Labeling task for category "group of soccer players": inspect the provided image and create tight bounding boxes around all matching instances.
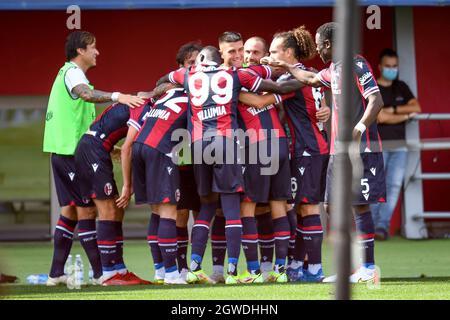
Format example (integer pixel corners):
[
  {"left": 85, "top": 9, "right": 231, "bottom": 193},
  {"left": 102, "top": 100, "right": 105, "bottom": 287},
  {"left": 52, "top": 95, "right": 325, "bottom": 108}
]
[{"left": 43, "top": 21, "right": 386, "bottom": 287}]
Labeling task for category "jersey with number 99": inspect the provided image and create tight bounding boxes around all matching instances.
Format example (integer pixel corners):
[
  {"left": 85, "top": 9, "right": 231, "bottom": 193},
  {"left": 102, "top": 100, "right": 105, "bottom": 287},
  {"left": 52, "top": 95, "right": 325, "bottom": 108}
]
[{"left": 169, "top": 65, "right": 263, "bottom": 142}]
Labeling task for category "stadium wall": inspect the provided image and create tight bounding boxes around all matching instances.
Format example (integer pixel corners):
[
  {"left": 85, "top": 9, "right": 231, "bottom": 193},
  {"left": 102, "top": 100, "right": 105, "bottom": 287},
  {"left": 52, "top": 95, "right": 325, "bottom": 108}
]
[{"left": 0, "top": 7, "right": 393, "bottom": 94}]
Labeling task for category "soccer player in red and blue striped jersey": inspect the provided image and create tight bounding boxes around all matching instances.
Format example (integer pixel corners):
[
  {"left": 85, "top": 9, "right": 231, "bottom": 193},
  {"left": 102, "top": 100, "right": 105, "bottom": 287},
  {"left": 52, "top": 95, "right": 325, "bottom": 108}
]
[
  {"left": 264, "top": 22, "right": 386, "bottom": 283},
  {"left": 74, "top": 100, "right": 151, "bottom": 285},
  {"left": 268, "top": 27, "right": 330, "bottom": 282},
  {"left": 237, "top": 36, "right": 294, "bottom": 284},
  {"left": 129, "top": 87, "right": 190, "bottom": 284},
  {"left": 163, "top": 44, "right": 302, "bottom": 284}
]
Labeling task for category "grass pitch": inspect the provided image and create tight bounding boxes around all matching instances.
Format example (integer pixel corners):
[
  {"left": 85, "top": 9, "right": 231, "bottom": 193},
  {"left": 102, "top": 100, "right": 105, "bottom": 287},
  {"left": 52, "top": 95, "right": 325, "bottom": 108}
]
[{"left": 1, "top": 237, "right": 449, "bottom": 300}]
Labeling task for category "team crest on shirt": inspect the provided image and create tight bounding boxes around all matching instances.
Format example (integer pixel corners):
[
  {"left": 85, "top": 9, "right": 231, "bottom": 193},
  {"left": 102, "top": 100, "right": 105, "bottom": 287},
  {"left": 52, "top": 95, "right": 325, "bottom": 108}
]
[
  {"left": 370, "top": 167, "right": 377, "bottom": 176},
  {"left": 175, "top": 189, "right": 181, "bottom": 202},
  {"left": 104, "top": 183, "right": 113, "bottom": 196},
  {"left": 68, "top": 172, "right": 75, "bottom": 181},
  {"left": 92, "top": 163, "right": 99, "bottom": 172}
]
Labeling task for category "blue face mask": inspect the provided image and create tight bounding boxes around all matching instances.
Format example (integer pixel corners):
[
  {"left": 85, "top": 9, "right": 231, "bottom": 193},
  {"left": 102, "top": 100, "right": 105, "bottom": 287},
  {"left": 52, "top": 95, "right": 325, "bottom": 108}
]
[{"left": 382, "top": 67, "right": 398, "bottom": 81}]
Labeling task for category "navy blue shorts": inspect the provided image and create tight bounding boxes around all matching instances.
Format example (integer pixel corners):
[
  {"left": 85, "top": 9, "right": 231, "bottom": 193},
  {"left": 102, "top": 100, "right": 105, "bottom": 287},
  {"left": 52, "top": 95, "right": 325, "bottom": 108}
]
[
  {"left": 242, "top": 138, "right": 291, "bottom": 203},
  {"left": 177, "top": 165, "right": 201, "bottom": 211},
  {"left": 291, "top": 154, "right": 329, "bottom": 204},
  {"left": 192, "top": 137, "right": 244, "bottom": 197},
  {"left": 74, "top": 135, "right": 119, "bottom": 201},
  {"left": 132, "top": 142, "right": 180, "bottom": 205},
  {"left": 51, "top": 153, "right": 94, "bottom": 207},
  {"left": 325, "top": 152, "right": 386, "bottom": 205}
]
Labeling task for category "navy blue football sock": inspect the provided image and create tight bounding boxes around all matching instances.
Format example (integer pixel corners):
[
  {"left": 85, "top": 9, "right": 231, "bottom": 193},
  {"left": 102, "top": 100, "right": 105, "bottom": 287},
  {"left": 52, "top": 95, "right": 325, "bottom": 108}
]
[
  {"left": 97, "top": 220, "right": 117, "bottom": 277},
  {"left": 158, "top": 218, "right": 178, "bottom": 273},
  {"left": 221, "top": 193, "right": 242, "bottom": 267},
  {"left": 301, "top": 215, "right": 323, "bottom": 265},
  {"left": 211, "top": 215, "right": 226, "bottom": 270},
  {"left": 241, "top": 216, "right": 260, "bottom": 273},
  {"left": 355, "top": 210, "right": 375, "bottom": 266},
  {"left": 147, "top": 213, "right": 163, "bottom": 268},
  {"left": 49, "top": 215, "right": 77, "bottom": 278},
  {"left": 176, "top": 226, "right": 189, "bottom": 271},
  {"left": 190, "top": 201, "right": 218, "bottom": 267},
  {"left": 272, "top": 216, "right": 290, "bottom": 272},
  {"left": 256, "top": 212, "right": 274, "bottom": 268}
]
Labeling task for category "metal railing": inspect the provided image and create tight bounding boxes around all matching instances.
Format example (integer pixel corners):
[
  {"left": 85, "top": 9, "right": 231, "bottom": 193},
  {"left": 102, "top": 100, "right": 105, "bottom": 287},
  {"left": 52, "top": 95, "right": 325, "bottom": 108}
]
[{"left": 403, "top": 113, "right": 450, "bottom": 238}]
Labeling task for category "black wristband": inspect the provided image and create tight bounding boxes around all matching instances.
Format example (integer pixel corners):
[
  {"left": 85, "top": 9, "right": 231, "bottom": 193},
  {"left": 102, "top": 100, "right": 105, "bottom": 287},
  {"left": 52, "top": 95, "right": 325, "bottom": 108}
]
[{"left": 393, "top": 105, "right": 398, "bottom": 114}]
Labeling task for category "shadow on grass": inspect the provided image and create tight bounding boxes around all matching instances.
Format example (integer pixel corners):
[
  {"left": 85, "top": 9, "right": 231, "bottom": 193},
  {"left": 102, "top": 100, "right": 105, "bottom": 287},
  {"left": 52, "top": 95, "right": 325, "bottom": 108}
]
[
  {"left": 3, "top": 276, "right": 450, "bottom": 297},
  {"left": 1, "top": 282, "right": 264, "bottom": 297},
  {"left": 382, "top": 276, "right": 450, "bottom": 283}
]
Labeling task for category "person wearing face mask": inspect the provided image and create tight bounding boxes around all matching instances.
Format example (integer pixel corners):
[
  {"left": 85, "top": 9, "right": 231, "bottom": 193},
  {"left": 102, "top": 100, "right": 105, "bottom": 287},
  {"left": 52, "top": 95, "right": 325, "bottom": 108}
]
[{"left": 371, "top": 48, "right": 421, "bottom": 241}]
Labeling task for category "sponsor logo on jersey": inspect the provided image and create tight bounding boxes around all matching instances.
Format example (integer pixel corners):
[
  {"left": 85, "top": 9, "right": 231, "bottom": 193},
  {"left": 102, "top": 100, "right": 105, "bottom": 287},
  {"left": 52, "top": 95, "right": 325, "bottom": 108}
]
[
  {"left": 356, "top": 61, "right": 364, "bottom": 69},
  {"left": 242, "top": 166, "right": 246, "bottom": 174},
  {"left": 363, "top": 193, "right": 370, "bottom": 201},
  {"left": 370, "top": 167, "right": 377, "bottom": 176},
  {"left": 247, "top": 105, "right": 274, "bottom": 116},
  {"left": 359, "top": 72, "right": 373, "bottom": 86},
  {"left": 175, "top": 189, "right": 180, "bottom": 202},
  {"left": 145, "top": 108, "right": 171, "bottom": 121},
  {"left": 299, "top": 167, "right": 305, "bottom": 176},
  {"left": 104, "top": 182, "right": 113, "bottom": 196},
  {"left": 197, "top": 106, "right": 227, "bottom": 121},
  {"left": 92, "top": 163, "right": 99, "bottom": 172},
  {"left": 167, "top": 166, "right": 173, "bottom": 175},
  {"left": 68, "top": 172, "right": 75, "bottom": 181}
]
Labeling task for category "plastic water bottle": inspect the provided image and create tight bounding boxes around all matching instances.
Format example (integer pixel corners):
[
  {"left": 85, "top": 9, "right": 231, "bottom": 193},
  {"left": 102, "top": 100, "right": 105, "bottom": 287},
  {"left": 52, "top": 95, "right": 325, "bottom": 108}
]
[
  {"left": 66, "top": 261, "right": 76, "bottom": 290},
  {"left": 74, "top": 254, "right": 84, "bottom": 287},
  {"left": 88, "top": 264, "right": 93, "bottom": 284},
  {"left": 64, "top": 254, "right": 73, "bottom": 275},
  {"left": 26, "top": 274, "right": 48, "bottom": 284}
]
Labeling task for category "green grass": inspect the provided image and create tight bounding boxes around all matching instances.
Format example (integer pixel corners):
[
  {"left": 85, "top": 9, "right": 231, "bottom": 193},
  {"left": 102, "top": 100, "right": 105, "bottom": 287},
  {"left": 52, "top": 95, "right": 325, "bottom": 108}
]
[{"left": 1, "top": 237, "right": 450, "bottom": 300}]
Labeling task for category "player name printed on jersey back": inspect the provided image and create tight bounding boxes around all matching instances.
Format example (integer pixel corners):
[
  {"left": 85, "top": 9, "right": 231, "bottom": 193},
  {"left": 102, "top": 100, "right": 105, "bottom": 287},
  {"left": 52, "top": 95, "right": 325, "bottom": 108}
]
[
  {"left": 134, "top": 88, "right": 189, "bottom": 155},
  {"left": 169, "top": 64, "right": 263, "bottom": 142},
  {"left": 317, "top": 55, "right": 383, "bottom": 154}
]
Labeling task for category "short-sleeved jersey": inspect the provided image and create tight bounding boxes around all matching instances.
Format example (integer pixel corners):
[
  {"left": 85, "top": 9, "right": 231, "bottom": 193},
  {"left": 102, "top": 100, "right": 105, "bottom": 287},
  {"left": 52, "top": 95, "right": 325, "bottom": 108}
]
[
  {"left": 277, "top": 63, "right": 329, "bottom": 157},
  {"left": 88, "top": 101, "right": 149, "bottom": 152},
  {"left": 237, "top": 65, "right": 287, "bottom": 144},
  {"left": 169, "top": 64, "right": 263, "bottom": 142},
  {"left": 317, "top": 55, "right": 382, "bottom": 154},
  {"left": 134, "top": 88, "right": 189, "bottom": 155}
]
